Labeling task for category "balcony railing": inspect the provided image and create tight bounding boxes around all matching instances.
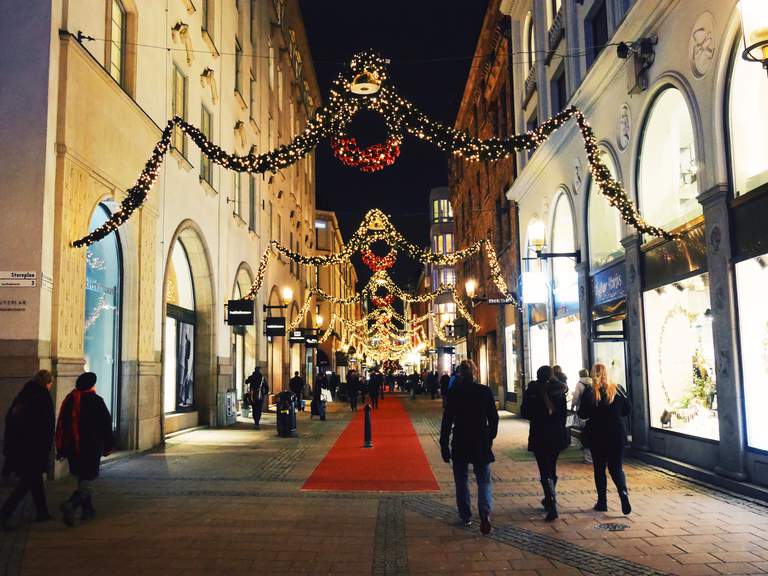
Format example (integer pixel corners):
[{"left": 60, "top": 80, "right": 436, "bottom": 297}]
[{"left": 546, "top": 6, "right": 565, "bottom": 63}]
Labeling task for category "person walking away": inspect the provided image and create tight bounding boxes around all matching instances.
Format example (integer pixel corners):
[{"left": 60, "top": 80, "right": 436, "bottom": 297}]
[
  {"left": 553, "top": 365, "right": 569, "bottom": 393},
  {"left": 571, "top": 369, "right": 593, "bottom": 464},
  {"left": 439, "top": 372, "right": 450, "bottom": 408},
  {"left": 348, "top": 370, "right": 360, "bottom": 411},
  {"left": 578, "top": 363, "right": 632, "bottom": 515},
  {"left": 1, "top": 370, "right": 55, "bottom": 529},
  {"left": 427, "top": 371, "right": 439, "bottom": 400},
  {"left": 329, "top": 371, "right": 340, "bottom": 400},
  {"left": 369, "top": 370, "right": 382, "bottom": 409},
  {"left": 289, "top": 371, "right": 305, "bottom": 412},
  {"left": 246, "top": 367, "right": 269, "bottom": 429},
  {"left": 520, "top": 366, "right": 568, "bottom": 521},
  {"left": 56, "top": 372, "right": 113, "bottom": 527},
  {"left": 311, "top": 373, "right": 327, "bottom": 421},
  {"left": 409, "top": 370, "right": 419, "bottom": 400},
  {"left": 440, "top": 360, "right": 498, "bottom": 535}
]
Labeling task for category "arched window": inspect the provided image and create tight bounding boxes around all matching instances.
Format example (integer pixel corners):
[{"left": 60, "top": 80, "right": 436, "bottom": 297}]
[
  {"left": 108, "top": 0, "right": 126, "bottom": 84},
  {"left": 551, "top": 193, "right": 582, "bottom": 389},
  {"left": 523, "top": 223, "right": 549, "bottom": 375},
  {"left": 638, "top": 88, "right": 700, "bottom": 231},
  {"left": 588, "top": 151, "right": 624, "bottom": 268},
  {"left": 524, "top": 11, "right": 536, "bottom": 75},
  {"left": 84, "top": 204, "right": 122, "bottom": 430},
  {"left": 163, "top": 239, "right": 196, "bottom": 413},
  {"left": 728, "top": 43, "right": 768, "bottom": 197}
]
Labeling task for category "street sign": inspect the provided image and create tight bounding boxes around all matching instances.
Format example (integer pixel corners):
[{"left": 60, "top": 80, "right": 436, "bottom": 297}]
[
  {"left": 288, "top": 329, "right": 306, "bottom": 344},
  {"left": 0, "top": 271, "right": 37, "bottom": 288},
  {"left": 226, "top": 299, "right": 254, "bottom": 325},
  {"left": 265, "top": 316, "right": 286, "bottom": 336},
  {"left": 487, "top": 297, "right": 518, "bottom": 305},
  {"left": 305, "top": 333, "right": 318, "bottom": 348}
]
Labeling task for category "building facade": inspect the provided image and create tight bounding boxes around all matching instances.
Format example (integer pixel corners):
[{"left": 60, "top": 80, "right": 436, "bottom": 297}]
[
  {"left": 314, "top": 210, "right": 361, "bottom": 381},
  {"left": 449, "top": 0, "right": 521, "bottom": 408},
  {"left": 503, "top": 0, "right": 768, "bottom": 487},
  {"left": 0, "top": 0, "right": 320, "bottom": 473}
]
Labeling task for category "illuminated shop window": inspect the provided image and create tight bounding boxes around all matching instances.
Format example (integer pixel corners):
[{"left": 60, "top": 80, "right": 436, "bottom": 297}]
[
  {"left": 644, "top": 274, "right": 718, "bottom": 439},
  {"left": 638, "top": 88, "right": 700, "bottom": 231}
]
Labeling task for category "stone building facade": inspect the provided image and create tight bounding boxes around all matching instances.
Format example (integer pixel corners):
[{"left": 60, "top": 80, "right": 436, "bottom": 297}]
[
  {"left": 0, "top": 0, "right": 320, "bottom": 474},
  {"left": 449, "top": 0, "right": 522, "bottom": 408},
  {"left": 503, "top": 0, "right": 768, "bottom": 489}
]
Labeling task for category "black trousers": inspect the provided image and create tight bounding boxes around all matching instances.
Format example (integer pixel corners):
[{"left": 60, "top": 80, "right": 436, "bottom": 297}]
[
  {"left": 371, "top": 394, "right": 379, "bottom": 409},
  {"left": 1, "top": 471, "right": 48, "bottom": 517},
  {"left": 350, "top": 394, "right": 358, "bottom": 411},
  {"left": 251, "top": 399, "right": 264, "bottom": 426},
  {"left": 534, "top": 448, "right": 560, "bottom": 481},
  {"left": 592, "top": 449, "right": 627, "bottom": 499}
]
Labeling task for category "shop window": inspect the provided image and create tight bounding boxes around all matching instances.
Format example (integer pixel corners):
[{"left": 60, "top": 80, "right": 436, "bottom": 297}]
[
  {"left": 728, "top": 45, "right": 768, "bottom": 197},
  {"left": 551, "top": 193, "right": 582, "bottom": 387},
  {"left": 235, "top": 37, "right": 242, "bottom": 95},
  {"left": 528, "top": 322, "right": 549, "bottom": 374},
  {"left": 588, "top": 151, "right": 624, "bottom": 268},
  {"left": 163, "top": 240, "right": 196, "bottom": 413},
  {"left": 736, "top": 256, "right": 768, "bottom": 450},
  {"left": 172, "top": 65, "right": 188, "bottom": 155},
  {"left": 108, "top": 0, "right": 126, "bottom": 85},
  {"left": 524, "top": 11, "right": 536, "bottom": 76},
  {"left": 638, "top": 88, "right": 700, "bottom": 231},
  {"left": 84, "top": 204, "right": 122, "bottom": 430},
  {"left": 643, "top": 273, "right": 718, "bottom": 439}
]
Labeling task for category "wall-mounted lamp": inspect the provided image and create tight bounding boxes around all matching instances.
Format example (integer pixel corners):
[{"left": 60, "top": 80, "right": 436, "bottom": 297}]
[{"left": 740, "top": 0, "right": 768, "bottom": 75}]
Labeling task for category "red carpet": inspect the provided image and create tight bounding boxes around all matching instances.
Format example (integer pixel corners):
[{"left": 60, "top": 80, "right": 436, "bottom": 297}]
[{"left": 302, "top": 395, "right": 439, "bottom": 492}]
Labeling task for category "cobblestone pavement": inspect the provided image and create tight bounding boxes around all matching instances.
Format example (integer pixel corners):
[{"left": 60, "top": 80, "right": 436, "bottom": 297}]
[{"left": 3, "top": 396, "right": 768, "bottom": 575}]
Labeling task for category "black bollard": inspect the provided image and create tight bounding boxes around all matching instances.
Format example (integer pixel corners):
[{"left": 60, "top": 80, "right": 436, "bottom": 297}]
[{"left": 363, "top": 403, "right": 373, "bottom": 448}]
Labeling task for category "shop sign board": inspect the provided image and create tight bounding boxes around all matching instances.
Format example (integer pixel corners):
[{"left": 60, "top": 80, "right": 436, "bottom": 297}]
[
  {"left": 265, "top": 316, "right": 286, "bottom": 336},
  {"left": 226, "top": 299, "right": 254, "bottom": 325},
  {"left": 592, "top": 263, "right": 626, "bottom": 306},
  {"left": 288, "top": 329, "right": 306, "bottom": 345},
  {"left": 0, "top": 271, "right": 37, "bottom": 288},
  {"left": 335, "top": 351, "right": 348, "bottom": 367},
  {"left": 304, "top": 333, "right": 318, "bottom": 348}
]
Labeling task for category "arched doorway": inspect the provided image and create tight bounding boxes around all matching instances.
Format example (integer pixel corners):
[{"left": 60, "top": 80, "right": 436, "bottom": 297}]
[
  {"left": 162, "top": 224, "right": 216, "bottom": 433},
  {"left": 232, "top": 266, "right": 256, "bottom": 413},
  {"left": 84, "top": 203, "right": 122, "bottom": 431}
]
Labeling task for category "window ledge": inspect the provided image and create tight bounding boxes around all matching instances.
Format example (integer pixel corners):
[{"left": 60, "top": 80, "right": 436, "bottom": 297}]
[
  {"left": 199, "top": 175, "right": 217, "bottom": 197},
  {"left": 249, "top": 228, "right": 261, "bottom": 240},
  {"left": 232, "top": 213, "right": 247, "bottom": 228},
  {"left": 171, "top": 147, "right": 194, "bottom": 172},
  {"left": 201, "top": 29, "right": 219, "bottom": 58},
  {"left": 235, "top": 90, "right": 247, "bottom": 110}
]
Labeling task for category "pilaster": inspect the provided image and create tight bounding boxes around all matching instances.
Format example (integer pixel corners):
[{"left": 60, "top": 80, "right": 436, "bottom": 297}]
[
  {"left": 699, "top": 184, "right": 747, "bottom": 480},
  {"left": 576, "top": 261, "right": 591, "bottom": 370}
]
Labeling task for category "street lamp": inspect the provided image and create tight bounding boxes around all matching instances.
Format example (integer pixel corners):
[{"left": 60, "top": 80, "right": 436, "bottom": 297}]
[
  {"left": 740, "top": 0, "right": 768, "bottom": 74},
  {"left": 281, "top": 286, "right": 294, "bottom": 305},
  {"left": 464, "top": 278, "right": 478, "bottom": 299},
  {"left": 525, "top": 216, "right": 581, "bottom": 263},
  {"left": 315, "top": 313, "right": 324, "bottom": 327}
]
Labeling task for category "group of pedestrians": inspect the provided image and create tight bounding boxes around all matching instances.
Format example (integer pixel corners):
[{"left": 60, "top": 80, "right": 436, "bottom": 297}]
[
  {"left": 345, "top": 369, "right": 383, "bottom": 411},
  {"left": 439, "top": 359, "right": 632, "bottom": 535},
  {"left": 1, "top": 370, "right": 113, "bottom": 530},
  {"left": 522, "top": 363, "right": 632, "bottom": 521}
]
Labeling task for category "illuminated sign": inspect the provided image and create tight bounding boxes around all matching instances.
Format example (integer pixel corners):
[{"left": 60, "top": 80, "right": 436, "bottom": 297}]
[
  {"left": 226, "top": 299, "right": 254, "bottom": 326},
  {"left": 265, "top": 317, "right": 286, "bottom": 336}
]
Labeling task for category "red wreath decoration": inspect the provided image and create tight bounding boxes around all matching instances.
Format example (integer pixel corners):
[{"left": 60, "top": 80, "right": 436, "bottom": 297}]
[
  {"left": 372, "top": 295, "right": 395, "bottom": 308},
  {"left": 361, "top": 248, "right": 397, "bottom": 271},
  {"left": 331, "top": 137, "right": 401, "bottom": 173}
]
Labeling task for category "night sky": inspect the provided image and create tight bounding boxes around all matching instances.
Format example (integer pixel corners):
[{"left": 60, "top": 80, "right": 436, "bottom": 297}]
[{"left": 299, "top": 1, "right": 489, "bottom": 287}]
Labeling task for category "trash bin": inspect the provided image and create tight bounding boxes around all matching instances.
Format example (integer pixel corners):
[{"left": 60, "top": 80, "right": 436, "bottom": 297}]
[{"left": 276, "top": 391, "right": 297, "bottom": 437}]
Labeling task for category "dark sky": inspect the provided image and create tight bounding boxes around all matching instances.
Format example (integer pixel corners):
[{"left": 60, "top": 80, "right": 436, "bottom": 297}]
[{"left": 299, "top": 0, "right": 489, "bottom": 287}]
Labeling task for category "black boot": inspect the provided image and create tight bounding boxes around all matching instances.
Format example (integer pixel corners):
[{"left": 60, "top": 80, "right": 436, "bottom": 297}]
[
  {"left": 81, "top": 493, "right": 95, "bottom": 521},
  {"left": 594, "top": 494, "right": 608, "bottom": 512},
  {"left": 540, "top": 479, "right": 551, "bottom": 511},
  {"left": 544, "top": 479, "right": 558, "bottom": 521},
  {"left": 619, "top": 490, "right": 632, "bottom": 515},
  {"left": 60, "top": 490, "right": 82, "bottom": 527}
]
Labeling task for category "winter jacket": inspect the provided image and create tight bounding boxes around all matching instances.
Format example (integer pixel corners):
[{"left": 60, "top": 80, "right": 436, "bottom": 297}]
[
  {"left": 57, "top": 392, "right": 113, "bottom": 480},
  {"left": 3, "top": 381, "right": 55, "bottom": 476},
  {"left": 440, "top": 380, "right": 499, "bottom": 465},
  {"left": 577, "top": 387, "right": 631, "bottom": 458},
  {"left": 246, "top": 371, "right": 269, "bottom": 404},
  {"left": 520, "top": 379, "right": 569, "bottom": 454}
]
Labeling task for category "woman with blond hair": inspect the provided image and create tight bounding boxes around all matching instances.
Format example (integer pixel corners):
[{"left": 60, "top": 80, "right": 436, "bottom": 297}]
[{"left": 577, "top": 363, "right": 632, "bottom": 514}]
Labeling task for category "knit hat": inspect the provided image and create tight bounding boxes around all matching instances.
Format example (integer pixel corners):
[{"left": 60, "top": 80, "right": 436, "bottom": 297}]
[{"left": 75, "top": 372, "right": 97, "bottom": 391}]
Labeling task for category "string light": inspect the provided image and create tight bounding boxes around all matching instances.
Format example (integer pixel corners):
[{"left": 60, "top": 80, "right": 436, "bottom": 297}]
[{"left": 72, "top": 51, "right": 672, "bottom": 248}]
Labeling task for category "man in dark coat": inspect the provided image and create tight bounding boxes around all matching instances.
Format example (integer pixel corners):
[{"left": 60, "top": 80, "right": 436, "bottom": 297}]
[
  {"left": 347, "top": 370, "right": 360, "bottom": 411},
  {"left": 289, "top": 371, "right": 306, "bottom": 411},
  {"left": 439, "top": 372, "right": 450, "bottom": 407},
  {"left": 368, "top": 370, "right": 382, "bottom": 409},
  {"left": 427, "top": 371, "right": 439, "bottom": 399},
  {"left": 56, "top": 372, "right": 113, "bottom": 527},
  {"left": 329, "top": 371, "right": 340, "bottom": 400},
  {"left": 1, "top": 370, "right": 55, "bottom": 528},
  {"left": 312, "top": 373, "right": 327, "bottom": 421},
  {"left": 246, "top": 367, "right": 269, "bottom": 429},
  {"left": 440, "top": 360, "right": 498, "bottom": 535}
]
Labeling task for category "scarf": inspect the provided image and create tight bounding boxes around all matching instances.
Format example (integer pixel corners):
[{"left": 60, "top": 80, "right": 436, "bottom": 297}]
[{"left": 55, "top": 388, "right": 95, "bottom": 458}]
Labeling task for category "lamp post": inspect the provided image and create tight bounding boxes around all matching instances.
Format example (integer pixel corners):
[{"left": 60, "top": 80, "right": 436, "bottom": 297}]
[
  {"left": 464, "top": 278, "right": 478, "bottom": 361},
  {"left": 740, "top": 0, "right": 768, "bottom": 75}
]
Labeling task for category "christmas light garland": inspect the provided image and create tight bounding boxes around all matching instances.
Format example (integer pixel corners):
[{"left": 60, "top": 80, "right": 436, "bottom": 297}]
[{"left": 72, "top": 51, "right": 672, "bottom": 248}]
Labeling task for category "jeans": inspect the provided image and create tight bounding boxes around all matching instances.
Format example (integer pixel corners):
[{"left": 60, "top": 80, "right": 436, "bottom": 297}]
[
  {"left": 592, "top": 450, "right": 627, "bottom": 499},
  {"left": 251, "top": 399, "right": 264, "bottom": 426},
  {"left": 1, "top": 471, "right": 48, "bottom": 518},
  {"left": 452, "top": 460, "right": 492, "bottom": 521}
]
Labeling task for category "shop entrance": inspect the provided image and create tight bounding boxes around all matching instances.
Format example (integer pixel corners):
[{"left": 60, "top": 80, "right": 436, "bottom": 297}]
[{"left": 592, "top": 316, "right": 630, "bottom": 439}]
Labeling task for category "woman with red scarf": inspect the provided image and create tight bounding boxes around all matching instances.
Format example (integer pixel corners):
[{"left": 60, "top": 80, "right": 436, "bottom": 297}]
[{"left": 56, "top": 372, "right": 113, "bottom": 526}]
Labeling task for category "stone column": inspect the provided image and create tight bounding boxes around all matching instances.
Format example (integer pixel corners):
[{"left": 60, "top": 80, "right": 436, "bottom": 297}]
[
  {"left": 699, "top": 184, "right": 747, "bottom": 480},
  {"left": 622, "top": 235, "right": 650, "bottom": 450},
  {"left": 576, "top": 261, "right": 591, "bottom": 370}
]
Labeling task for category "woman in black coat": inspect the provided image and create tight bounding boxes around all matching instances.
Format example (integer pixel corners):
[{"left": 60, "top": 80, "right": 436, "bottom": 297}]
[
  {"left": 56, "top": 372, "right": 113, "bottom": 526},
  {"left": 1, "top": 370, "right": 55, "bottom": 527},
  {"left": 577, "top": 363, "right": 632, "bottom": 515},
  {"left": 520, "top": 365, "right": 569, "bottom": 521}
]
